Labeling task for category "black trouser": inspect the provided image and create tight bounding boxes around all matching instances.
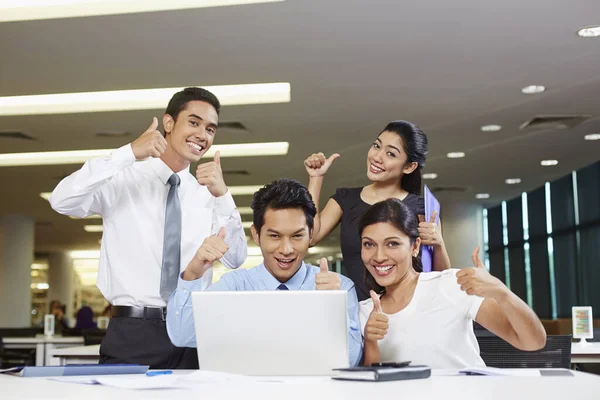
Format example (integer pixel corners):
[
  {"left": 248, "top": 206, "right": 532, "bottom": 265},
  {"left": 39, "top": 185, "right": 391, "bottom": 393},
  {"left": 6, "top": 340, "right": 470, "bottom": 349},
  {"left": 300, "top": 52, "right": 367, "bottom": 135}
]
[{"left": 99, "top": 316, "right": 198, "bottom": 369}]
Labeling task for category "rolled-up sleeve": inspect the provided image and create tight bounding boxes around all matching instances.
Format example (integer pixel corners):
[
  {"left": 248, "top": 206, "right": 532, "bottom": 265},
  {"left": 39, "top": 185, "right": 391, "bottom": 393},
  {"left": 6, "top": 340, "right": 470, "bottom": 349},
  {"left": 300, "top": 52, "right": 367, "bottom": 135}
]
[
  {"left": 212, "top": 190, "right": 247, "bottom": 269},
  {"left": 166, "top": 273, "right": 212, "bottom": 347},
  {"left": 342, "top": 279, "right": 363, "bottom": 367}
]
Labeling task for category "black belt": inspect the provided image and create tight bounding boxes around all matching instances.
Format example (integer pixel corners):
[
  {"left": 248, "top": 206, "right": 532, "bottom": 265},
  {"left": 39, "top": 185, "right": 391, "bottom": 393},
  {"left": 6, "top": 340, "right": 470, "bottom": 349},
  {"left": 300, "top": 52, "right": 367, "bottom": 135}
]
[{"left": 111, "top": 305, "right": 167, "bottom": 321}]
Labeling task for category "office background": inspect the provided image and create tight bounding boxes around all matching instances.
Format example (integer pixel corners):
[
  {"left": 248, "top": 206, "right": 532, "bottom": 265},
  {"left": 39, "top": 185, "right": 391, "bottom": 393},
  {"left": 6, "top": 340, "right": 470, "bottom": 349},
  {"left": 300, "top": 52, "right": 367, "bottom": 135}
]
[{"left": 0, "top": 0, "right": 599, "bottom": 329}]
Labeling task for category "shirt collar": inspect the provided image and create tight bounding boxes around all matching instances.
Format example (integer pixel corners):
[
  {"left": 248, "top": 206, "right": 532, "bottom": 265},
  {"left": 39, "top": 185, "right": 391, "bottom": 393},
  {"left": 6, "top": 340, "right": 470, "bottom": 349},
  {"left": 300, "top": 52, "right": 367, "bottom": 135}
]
[
  {"left": 147, "top": 157, "right": 191, "bottom": 185},
  {"left": 258, "top": 262, "right": 308, "bottom": 291}
]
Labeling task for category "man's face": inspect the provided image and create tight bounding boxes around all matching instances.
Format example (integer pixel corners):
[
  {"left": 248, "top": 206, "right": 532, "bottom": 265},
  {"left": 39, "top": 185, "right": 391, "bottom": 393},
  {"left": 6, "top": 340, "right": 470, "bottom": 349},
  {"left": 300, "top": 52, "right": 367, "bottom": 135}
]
[
  {"left": 251, "top": 208, "right": 312, "bottom": 283},
  {"left": 163, "top": 100, "right": 219, "bottom": 164}
]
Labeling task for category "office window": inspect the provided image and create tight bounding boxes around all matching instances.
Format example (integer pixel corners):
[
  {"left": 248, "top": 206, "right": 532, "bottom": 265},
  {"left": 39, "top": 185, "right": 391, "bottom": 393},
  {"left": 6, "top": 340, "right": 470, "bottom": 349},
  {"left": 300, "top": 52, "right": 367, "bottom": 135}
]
[
  {"left": 484, "top": 161, "right": 600, "bottom": 320},
  {"left": 506, "top": 197, "right": 526, "bottom": 301}
]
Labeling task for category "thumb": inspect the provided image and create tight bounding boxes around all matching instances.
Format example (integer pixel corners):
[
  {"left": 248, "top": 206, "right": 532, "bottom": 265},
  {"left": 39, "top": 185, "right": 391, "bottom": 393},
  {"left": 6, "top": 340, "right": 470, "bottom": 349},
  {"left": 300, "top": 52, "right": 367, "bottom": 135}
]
[
  {"left": 370, "top": 290, "right": 382, "bottom": 313},
  {"left": 472, "top": 246, "right": 485, "bottom": 268},
  {"left": 429, "top": 209, "right": 438, "bottom": 224},
  {"left": 217, "top": 226, "right": 226, "bottom": 239},
  {"left": 146, "top": 117, "right": 158, "bottom": 133},
  {"left": 319, "top": 258, "right": 329, "bottom": 273},
  {"left": 214, "top": 151, "right": 221, "bottom": 166},
  {"left": 327, "top": 153, "right": 340, "bottom": 165}
]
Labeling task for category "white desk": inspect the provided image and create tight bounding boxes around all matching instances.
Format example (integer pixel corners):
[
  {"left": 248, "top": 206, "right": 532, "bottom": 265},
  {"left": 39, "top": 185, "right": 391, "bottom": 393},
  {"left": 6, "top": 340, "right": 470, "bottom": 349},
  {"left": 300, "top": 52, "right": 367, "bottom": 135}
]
[
  {"left": 1, "top": 370, "right": 599, "bottom": 400},
  {"left": 571, "top": 342, "right": 600, "bottom": 363},
  {"left": 3, "top": 336, "right": 84, "bottom": 366},
  {"left": 49, "top": 344, "right": 100, "bottom": 366}
]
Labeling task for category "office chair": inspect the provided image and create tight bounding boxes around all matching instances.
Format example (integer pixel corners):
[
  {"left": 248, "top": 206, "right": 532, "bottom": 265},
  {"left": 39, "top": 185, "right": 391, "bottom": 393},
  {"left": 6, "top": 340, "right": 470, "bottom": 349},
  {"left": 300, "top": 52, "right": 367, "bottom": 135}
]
[
  {"left": 0, "top": 337, "right": 36, "bottom": 368},
  {"left": 83, "top": 329, "right": 106, "bottom": 346},
  {"left": 476, "top": 335, "right": 572, "bottom": 368}
]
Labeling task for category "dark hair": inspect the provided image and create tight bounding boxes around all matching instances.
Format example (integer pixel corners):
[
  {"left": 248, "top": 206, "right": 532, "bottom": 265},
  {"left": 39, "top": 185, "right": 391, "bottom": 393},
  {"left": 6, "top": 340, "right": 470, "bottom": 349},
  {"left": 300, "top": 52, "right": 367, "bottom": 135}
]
[
  {"left": 165, "top": 87, "right": 221, "bottom": 121},
  {"left": 358, "top": 198, "right": 423, "bottom": 294},
  {"left": 75, "top": 306, "right": 97, "bottom": 330},
  {"left": 251, "top": 178, "right": 317, "bottom": 235},
  {"left": 379, "top": 120, "right": 428, "bottom": 195}
]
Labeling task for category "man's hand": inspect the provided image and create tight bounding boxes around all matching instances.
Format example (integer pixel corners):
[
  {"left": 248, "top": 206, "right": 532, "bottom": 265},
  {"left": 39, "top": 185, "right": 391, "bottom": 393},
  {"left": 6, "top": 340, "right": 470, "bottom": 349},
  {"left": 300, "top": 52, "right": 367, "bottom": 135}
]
[
  {"left": 304, "top": 152, "right": 340, "bottom": 178},
  {"left": 196, "top": 151, "right": 227, "bottom": 197},
  {"left": 456, "top": 247, "right": 508, "bottom": 300},
  {"left": 183, "top": 227, "right": 228, "bottom": 281},
  {"left": 364, "top": 290, "right": 389, "bottom": 342},
  {"left": 131, "top": 117, "right": 168, "bottom": 160},
  {"left": 315, "top": 258, "right": 341, "bottom": 290}
]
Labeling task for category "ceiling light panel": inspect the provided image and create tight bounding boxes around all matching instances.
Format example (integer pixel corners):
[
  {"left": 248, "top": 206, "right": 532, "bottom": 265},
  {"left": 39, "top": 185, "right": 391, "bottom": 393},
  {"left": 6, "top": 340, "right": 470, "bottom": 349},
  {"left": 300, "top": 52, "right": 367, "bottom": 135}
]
[
  {"left": 0, "top": 83, "right": 290, "bottom": 116},
  {"left": 0, "top": 0, "right": 284, "bottom": 23},
  {"left": 1, "top": 142, "right": 288, "bottom": 167}
]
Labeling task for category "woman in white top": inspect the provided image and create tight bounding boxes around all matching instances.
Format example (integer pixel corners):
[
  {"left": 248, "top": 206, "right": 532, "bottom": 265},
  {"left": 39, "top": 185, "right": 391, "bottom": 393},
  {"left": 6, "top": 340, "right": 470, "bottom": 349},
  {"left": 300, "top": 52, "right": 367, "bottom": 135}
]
[{"left": 358, "top": 199, "right": 547, "bottom": 368}]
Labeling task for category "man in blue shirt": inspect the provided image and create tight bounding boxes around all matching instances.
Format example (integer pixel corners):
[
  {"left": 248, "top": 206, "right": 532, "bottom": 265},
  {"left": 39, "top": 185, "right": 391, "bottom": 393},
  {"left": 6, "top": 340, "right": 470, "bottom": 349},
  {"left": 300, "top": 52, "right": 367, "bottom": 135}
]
[{"left": 166, "top": 178, "right": 362, "bottom": 366}]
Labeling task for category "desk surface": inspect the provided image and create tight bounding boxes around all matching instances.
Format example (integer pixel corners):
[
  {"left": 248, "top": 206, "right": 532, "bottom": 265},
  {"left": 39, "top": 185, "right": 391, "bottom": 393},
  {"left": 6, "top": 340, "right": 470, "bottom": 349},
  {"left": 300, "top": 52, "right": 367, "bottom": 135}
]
[
  {"left": 1, "top": 370, "right": 599, "bottom": 400},
  {"left": 571, "top": 342, "right": 600, "bottom": 354},
  {"left": 52, "top": 344, "right": 100, "bottom": 357},
  {"left": 3, "top": 336, "right": 84, "bottom": 344}
]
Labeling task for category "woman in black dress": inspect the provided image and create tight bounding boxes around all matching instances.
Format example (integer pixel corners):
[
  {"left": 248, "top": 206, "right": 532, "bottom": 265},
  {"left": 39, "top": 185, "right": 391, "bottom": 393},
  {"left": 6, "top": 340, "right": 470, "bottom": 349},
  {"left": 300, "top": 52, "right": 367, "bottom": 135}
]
[{"left": 304, "top": 120, "right": 451, "bottom": 301}]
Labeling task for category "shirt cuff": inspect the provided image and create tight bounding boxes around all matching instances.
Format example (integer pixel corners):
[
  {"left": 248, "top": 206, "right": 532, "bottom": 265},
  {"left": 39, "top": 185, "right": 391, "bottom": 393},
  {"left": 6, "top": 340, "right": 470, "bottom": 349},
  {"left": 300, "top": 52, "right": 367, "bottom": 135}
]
[
  {"left": 112, "top": 144, "right": 136, "bottom": 167},
  {"left": 214, "top": 190, "right": 237, "bottom": 215},
  {"left": 178, "top": 272, "right": 212, "bottom": 292}
]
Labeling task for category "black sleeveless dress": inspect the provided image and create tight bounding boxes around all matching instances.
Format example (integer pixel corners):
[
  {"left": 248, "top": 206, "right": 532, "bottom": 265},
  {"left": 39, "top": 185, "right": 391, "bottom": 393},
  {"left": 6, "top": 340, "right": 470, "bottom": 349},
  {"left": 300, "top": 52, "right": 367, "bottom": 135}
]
[{"left": 331, "top": 187, "right": 424, "bottom": 301}]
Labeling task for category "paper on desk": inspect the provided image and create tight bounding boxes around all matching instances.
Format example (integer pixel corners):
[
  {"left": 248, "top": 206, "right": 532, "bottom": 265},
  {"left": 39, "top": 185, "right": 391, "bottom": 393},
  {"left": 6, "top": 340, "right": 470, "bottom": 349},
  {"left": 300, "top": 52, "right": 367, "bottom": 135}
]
[
  {"left": 182, "top": 370, "right": 284, "bottom": 383},
  {"left": 51, "top": 376, "right": 98, "bottom": 385},
  {"left": 95, "top": 375, "right": 181, "bottom": 389},
  {"left": 52, "top": 375, "right": 182, "bottom": 389},
  {"left": 459, "top": 367, "right": 541, "bottom": 376}
]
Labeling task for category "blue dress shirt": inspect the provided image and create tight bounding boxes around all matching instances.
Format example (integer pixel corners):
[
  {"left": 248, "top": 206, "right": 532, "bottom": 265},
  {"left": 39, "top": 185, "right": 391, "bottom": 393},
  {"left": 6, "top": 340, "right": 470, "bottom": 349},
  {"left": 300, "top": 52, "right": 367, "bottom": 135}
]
[{"left": 166, "top": 262, "right": 362, "bottom": 367}]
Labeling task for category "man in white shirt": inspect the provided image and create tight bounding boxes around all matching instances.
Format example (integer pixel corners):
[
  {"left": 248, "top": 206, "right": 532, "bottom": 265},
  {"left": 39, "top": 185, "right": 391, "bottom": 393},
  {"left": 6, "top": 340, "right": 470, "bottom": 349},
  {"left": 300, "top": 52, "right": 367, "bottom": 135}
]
[{"left": 49, "top": 87, "right": 247, "bottom": 369}]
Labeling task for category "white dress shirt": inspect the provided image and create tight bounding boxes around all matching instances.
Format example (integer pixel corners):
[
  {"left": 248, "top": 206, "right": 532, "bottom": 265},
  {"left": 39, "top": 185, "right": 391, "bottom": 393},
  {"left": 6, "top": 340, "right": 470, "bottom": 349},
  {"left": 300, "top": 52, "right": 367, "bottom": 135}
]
[
  {"left": 49, "top": 144, "right": 247, "bottom": 308},
  {"left": 359, "top": 269, "right": 486, "bottom": 369}
]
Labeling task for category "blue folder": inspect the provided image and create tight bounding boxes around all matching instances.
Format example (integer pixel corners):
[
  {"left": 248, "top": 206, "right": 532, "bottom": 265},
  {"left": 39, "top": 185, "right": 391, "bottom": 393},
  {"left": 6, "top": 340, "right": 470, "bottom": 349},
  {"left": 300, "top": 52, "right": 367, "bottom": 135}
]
[
  {"left": 421, "top": 185, "right": 440, "bottom": 273},
  {"left": 0, "top": 364, "right": 149, "bottom": 377}
]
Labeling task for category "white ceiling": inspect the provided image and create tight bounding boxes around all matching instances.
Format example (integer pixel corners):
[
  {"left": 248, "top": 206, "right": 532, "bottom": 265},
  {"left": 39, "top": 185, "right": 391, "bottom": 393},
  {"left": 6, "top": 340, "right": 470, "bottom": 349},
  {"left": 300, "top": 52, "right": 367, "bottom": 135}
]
[{"left": 0, "top": 0, "right": 599, "bottom": 254}]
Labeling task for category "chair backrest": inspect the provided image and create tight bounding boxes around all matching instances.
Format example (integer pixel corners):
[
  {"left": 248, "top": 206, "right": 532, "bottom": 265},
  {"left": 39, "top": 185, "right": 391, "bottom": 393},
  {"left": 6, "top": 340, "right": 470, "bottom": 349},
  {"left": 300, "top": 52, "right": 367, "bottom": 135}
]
[
  {"left": 83, "top": 329, "right": 106, "bottom": 346},
  {"left": 476, "top": 335, "right": 572, "bottom": 368},
  {"left": 0, "top": 327, "right": 43, "bottom": 338}
]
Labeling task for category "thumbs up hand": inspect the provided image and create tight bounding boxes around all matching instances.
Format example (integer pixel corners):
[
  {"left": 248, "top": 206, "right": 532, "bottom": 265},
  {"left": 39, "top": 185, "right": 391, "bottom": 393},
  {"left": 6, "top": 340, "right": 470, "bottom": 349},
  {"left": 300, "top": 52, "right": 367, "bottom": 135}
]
[
  {"left": 196, "top": 150, "right": 227, "bottom": 197},
  {"left": 418, "top": 210, "right": 443, "bottom": 247},
  {"left": 304, "top": 152, "right": 340, "bottom": 178},
  {"left": 456, "top": 247, "right": 507, "bottom": 299},
  {"left": 183, "top": 227, "right": 229, "bottom": 281},
  {"left": 364, "top": 290, "right": 389, "bottom": 342},
  {"left": 131, "top": 117, "right": 168, "bottom": 160},
  {"left": 315, "top": 258, "right": 341, "bottom": 290}
]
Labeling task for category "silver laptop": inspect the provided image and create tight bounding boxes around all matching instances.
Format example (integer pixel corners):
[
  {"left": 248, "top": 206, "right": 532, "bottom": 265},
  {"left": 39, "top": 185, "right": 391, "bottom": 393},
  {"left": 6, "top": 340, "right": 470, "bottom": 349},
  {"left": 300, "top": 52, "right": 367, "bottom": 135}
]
[{"left": 191, "top": 290, "right": 349, "bottom": 376}]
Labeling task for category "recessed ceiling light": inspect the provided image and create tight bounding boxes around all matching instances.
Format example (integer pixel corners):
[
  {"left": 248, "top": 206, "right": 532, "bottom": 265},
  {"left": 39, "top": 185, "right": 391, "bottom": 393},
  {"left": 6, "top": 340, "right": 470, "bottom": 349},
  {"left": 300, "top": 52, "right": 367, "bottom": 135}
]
[
  {"left": 521, "top": 85, "right": 546, "bottom": 94},
  {"left": 540, "top": 159, "right": 559, "bottom": 166},
  {"left": 481, "top": 125, "right": 502, "bottom": 132},
  {"left": 84, "top": 225, "right": 103, "bottom": 233},
  {"left": 0, "top": 0, "right": 284, "bottom": 23},
  {"left": 1, "top": 141, "right": 289, "bottom": 167},
  {"left": 577, "top": 26, "right": 600, "bottom": 38},
  {"left": 447, "top": 152, "right": 465, "bottom": 159},
  {"left": 505, "top": 178, "right": 521, "bottom": 185},
  {"left": 0, "top": 83, "right": 291, "bottom": 116},
  {"left": 422, "top": 173, "right": 438, "bottom": 179},
  {"left": 584, "top": 133, "right": 600, "bottom": 141},
  {"left": 475, "top": 193, "right": 490, "bottom": 199}
]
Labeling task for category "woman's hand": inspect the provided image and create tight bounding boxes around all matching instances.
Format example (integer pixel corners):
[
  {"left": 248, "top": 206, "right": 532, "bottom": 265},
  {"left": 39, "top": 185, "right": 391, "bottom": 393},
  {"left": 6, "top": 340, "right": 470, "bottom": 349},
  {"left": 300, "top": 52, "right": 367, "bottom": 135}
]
[{"left": 304, "top": 152, "right": 340, "bottom": 178}]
